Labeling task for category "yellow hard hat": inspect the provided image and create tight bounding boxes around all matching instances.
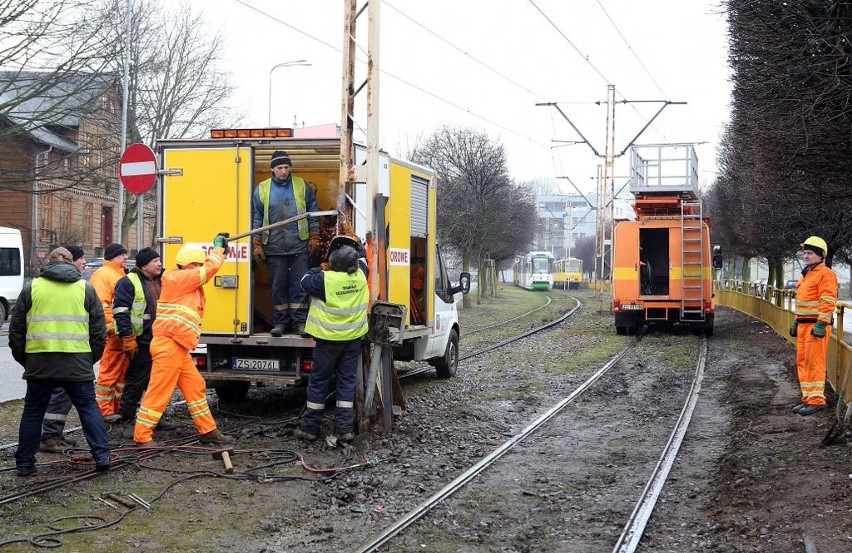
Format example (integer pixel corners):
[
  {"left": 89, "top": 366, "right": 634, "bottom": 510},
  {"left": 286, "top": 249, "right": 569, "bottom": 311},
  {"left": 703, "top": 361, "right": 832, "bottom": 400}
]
[
  {"left": 800, "top": 236, "right": 828, "bottom": 257},
  {"left": 175, "top": 244, "right": 206, "bottom": 267}
]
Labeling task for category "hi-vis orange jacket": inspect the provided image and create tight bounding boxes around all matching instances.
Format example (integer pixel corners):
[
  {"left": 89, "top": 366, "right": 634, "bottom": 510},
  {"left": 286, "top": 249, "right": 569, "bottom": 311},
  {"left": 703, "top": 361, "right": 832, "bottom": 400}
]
[
  {"left": 794, "top": 263, "right": 838, "bottom": 325},
  {"left": 152, "top": 248, "right": 224, "bottom": 351},
  {"left": 90, "top": 259, "right": 126, "bottom": 334}
]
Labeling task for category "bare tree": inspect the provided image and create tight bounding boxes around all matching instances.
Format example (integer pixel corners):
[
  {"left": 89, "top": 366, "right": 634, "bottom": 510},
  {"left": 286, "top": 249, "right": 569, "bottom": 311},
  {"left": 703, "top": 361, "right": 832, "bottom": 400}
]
[
  {"left": 411, "top": 125, "right": 537, "bottom": 305},
  {"left": 709, "top": 0, "right": 852, "bottom": 269},
  {"left": 102, "top": 0, "right": 242, "bottom": 239},
  {"left": 0, "top": 1, "right": 122, "bottom": 194}
]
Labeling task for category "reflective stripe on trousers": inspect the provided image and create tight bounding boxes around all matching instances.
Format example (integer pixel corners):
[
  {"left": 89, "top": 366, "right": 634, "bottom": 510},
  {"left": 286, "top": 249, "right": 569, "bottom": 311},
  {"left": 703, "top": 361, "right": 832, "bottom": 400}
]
[
  {"left": 134, "top": 335, "right": 217, "bottom": 444},
  {"left": 796, "top": 322, "right": 830, "bottom": 406},
  {"left": 95, "top": 334, "right": 129, "bottom": 416}
]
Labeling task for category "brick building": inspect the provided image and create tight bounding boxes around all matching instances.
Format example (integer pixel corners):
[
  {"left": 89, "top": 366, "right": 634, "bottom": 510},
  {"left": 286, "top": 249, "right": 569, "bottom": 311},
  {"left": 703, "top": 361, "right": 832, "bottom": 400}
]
[{"left": 0, "top": 71, "right": 156, "bottom": 275}]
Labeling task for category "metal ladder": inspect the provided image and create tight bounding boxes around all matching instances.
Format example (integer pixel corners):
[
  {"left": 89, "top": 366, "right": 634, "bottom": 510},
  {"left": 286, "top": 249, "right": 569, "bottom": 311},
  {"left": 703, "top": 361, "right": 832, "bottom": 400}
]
[{"left": 681, "top": 199, "right": 705, "bottom": 321}]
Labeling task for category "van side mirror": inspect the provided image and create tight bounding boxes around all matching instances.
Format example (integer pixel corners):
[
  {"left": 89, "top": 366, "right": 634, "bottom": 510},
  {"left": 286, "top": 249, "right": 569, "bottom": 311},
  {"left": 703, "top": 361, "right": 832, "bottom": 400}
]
[
  {"left": 712, "top": 245, "right": 722, "bottom": 269},
  {"left": 448, "top": 272, "right": 471, "bottom": 297},
  {"left": 712, "top": 254, "right": 722, "bottom": 269}
]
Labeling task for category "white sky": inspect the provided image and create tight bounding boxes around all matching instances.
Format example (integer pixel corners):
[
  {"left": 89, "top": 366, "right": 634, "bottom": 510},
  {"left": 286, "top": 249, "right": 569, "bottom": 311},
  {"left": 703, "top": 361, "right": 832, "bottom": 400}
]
[{"left": 187, "top": 0, "right": 732, "bottom": 196}]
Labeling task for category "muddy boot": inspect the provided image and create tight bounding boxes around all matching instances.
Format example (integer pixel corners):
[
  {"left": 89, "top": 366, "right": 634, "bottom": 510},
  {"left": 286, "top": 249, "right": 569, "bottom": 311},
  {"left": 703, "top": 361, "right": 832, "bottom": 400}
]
[
  {"left": 121, "top": 419, "right": 136, "bottom": 439},
  {"left": 199, "top": 429, "right": 234, "bottom": 445},
  {"left": 293, "top": 427, "right": 318, "bottom": 441},
  {"left": 40, "top": 437, "right": 76, "bottom": 453},
  {"left": 155, "top": 419, "right": 178, "bottom": 431}
]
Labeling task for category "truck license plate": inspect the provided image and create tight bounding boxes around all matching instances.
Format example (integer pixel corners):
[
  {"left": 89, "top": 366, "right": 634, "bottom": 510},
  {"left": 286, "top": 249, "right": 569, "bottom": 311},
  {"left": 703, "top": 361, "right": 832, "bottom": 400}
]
[
  {"left": 621, "top": 304, "right": 644, "bottom": 311},
  {"left": 232, "top": 358, "right": 279, "bottom": 371}
]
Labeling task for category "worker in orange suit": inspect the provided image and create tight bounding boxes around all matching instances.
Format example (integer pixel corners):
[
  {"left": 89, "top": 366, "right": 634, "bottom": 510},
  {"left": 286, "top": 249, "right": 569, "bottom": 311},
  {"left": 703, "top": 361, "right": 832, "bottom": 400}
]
[
  {"left": 133, "top": 237, "right": 234, "bottom": 447},
  {"left": 91, "top": 242, "right": 130, "bottom": 422},
  {"left": 789, "top": 236, "right": 838, "bottom": 416}
]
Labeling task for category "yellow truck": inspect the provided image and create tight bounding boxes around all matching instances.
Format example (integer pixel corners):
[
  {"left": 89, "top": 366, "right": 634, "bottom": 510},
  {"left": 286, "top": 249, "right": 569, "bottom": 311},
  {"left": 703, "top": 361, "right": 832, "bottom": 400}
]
[{"left": 155, "top": 129, "right": 469, "bottom": 401}]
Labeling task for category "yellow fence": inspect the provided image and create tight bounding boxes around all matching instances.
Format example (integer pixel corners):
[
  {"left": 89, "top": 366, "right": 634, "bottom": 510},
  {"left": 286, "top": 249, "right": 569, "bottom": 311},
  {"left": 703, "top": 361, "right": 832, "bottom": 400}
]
[{"left": 715, "top": 280, "right": 852, "bottom": 406}]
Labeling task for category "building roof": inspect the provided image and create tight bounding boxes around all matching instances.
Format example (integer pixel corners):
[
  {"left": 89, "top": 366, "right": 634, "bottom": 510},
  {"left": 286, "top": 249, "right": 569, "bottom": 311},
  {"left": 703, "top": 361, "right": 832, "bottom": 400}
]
[{"left": 0, "top": 70, "right": 116, "bottom": 152}]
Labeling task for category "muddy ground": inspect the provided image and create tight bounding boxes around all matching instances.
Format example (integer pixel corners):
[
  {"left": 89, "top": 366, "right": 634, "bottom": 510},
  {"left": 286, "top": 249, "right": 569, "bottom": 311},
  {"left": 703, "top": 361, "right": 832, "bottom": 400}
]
[{"left": 0, "top": 288, "right": 851, "bottom": 552}]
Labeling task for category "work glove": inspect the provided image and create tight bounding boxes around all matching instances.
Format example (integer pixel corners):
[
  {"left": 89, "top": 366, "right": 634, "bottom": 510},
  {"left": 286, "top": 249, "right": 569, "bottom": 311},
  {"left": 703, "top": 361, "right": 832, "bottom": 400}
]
[
  {"left": 252, "top": 237, "right": 265, "bottom": 263},
  {"left": 213, "top": 233, "right": 229, "bottom": 250},
  {"left": 121, "top": 335, "right": 138, "bottom": 359},
  {"left": 308, "top": 232, "right": 321, "bottom": 254},
  {"left": 789, "top": 321, "right": 798, "bottom": 338},
  {"left": 812, "top": 321, "right": 827, "bottom": 338},
  {"left": 341, "top": 220, "right": 360, "bottom": 241}
]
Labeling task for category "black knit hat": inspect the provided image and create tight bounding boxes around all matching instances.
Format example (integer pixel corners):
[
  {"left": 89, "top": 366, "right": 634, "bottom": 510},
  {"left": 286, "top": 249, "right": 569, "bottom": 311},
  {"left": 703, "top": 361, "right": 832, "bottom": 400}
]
[
  {"left": 270, "top": 150, "right": 291, "bottom": 168},
  {"left": 64, "top": 244, "right": 85, "bottom": 262},
  {"left": 104, "top": 242, "right": 127, "bottom": 260},
  {"left": 802, "top": 245, "right": 824, "bottom": 258},
  {"left": 134, "top": 247, "right": 160, "bottom": 268}
]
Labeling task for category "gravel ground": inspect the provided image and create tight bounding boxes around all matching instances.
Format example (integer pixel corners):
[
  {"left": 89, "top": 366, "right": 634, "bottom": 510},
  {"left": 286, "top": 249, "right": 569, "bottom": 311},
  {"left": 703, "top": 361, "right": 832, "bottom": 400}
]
[{"left": 0, "top": 287, "right": 850, "bottom": 552}]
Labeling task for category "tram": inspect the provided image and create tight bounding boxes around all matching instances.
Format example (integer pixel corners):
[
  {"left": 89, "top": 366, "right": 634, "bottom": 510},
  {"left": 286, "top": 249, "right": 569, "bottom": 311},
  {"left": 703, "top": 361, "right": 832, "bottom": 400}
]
[
  {"left": 553, "top": 257, "right": 583, "bottom": 289},
  {"left": 513, "top": 251, "right": 554, "bottom": 291}
]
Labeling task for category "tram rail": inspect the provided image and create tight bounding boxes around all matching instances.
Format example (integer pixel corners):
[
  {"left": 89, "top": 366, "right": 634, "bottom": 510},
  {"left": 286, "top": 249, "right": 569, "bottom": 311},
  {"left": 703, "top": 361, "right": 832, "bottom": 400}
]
[{"left": 356, "top": 334, "right": 709, "bottom": 552}]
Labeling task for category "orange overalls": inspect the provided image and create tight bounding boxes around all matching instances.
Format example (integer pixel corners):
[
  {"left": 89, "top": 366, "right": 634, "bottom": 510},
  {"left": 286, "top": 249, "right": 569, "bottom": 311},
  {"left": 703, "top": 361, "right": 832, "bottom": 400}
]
[
  {"left": 794, "top": 262, "right": 838, "bottom": 407},
  {"left": 133, "top": 249, "right": 224, "bottom": 444},
  {"left": 91, "top": 259, "right": 129, "bottom": 416}
]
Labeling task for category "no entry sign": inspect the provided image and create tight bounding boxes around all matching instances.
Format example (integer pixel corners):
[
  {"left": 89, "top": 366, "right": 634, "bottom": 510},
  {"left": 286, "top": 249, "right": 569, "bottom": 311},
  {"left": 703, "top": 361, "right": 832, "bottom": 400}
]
[{"left": 119, "top": 143, "right": 157, "bottom": 194}]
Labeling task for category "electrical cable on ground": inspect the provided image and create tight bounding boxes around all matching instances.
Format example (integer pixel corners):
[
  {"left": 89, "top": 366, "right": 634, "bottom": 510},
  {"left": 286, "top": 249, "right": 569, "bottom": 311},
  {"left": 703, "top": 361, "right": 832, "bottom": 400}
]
[{"left": 0, "top": 446, "right": 380, "bottom": 549}]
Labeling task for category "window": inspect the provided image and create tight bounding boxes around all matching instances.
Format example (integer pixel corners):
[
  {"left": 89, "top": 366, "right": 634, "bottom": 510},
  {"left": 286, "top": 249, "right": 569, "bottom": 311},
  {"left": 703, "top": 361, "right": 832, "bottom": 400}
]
[
  {"left": 39, "top": 195, "right": 53, "bottom": 241},
  {"left": 84, "top": 203, "right": 94, "bottom": 246},
  {"left": 60, "top": 197, "right": 72, "bottom": 232},
  {"left": 0, "top": 247, "right": 21, "bottom": 276}
]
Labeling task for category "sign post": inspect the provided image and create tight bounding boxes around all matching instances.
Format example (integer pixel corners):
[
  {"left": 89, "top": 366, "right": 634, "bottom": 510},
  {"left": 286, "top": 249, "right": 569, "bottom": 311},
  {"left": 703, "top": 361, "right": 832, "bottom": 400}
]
[
  {"left": 120, "top": 143, "right": 157, "bottom": 251},
  {"left": 119, "top": 143, "right": 157, "bottom": 194}
]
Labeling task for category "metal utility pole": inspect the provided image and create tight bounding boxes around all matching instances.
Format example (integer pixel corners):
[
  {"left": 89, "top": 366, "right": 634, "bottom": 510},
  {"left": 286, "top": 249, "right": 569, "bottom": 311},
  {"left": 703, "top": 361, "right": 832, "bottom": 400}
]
[
  {"left": 599, "top": 85, "right": 616, "bottom": 310},
  {"left": 118, "top": 0, "right": 131, "bottom": 245},
  {"left": 538, "top": 90, "right": 685, "bottom": 312},
  {"left": 340, "top": 0, "right": 394, "bottom": 434}
]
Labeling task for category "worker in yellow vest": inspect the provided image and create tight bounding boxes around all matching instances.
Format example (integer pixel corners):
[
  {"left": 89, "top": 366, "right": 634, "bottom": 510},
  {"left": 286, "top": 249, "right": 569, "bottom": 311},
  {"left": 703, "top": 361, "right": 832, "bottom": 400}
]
[
  {"left": 294, "top": 235, "right": 369, "bottom": 443},
  {"left": 9, "top": 247, "right": 111, "bottom": 476},
  {"left": 251, "top": 150, "right": 320, "bottom": 337}
]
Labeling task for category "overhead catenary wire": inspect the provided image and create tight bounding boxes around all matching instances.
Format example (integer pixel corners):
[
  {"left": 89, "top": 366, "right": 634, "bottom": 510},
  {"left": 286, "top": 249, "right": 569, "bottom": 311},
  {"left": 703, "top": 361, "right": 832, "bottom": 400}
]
[
  {"left": 593, "top": 0, "right": 670, "bottom": 101},
  {"left": 230, "top": 0, "right": 674, "bottom": 172},
  {"left": 232, "top": 0, "right": 549, "bottom": 147},
  {"left": 529, "top": 0, "right": 670, "bottom": 143}
]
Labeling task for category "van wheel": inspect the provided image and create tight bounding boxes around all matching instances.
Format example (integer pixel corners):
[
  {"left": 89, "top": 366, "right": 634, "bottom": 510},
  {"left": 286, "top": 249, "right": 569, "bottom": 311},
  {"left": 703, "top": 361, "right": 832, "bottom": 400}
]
[
  {"left": 213, "top": 381, "right": 250, "bottom": 402},
  {"left": 0, "top": 301, "right": 6, "bottom": 322},
  {"left": 431, "top": 329, "right": 459, "bottom": 379}
]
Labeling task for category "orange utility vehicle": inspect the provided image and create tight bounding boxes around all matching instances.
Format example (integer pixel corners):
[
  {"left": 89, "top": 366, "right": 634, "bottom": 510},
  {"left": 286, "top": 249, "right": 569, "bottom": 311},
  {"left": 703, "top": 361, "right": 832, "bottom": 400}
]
[{"left": 612, "top": 144, "right": 719, "bottom": 336}]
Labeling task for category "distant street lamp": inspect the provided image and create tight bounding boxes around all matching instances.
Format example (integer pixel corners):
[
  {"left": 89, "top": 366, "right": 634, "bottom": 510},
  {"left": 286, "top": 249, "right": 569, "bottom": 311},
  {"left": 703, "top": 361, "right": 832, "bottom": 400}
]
[{"left": 268, "top": 59, "right": 312, "bottom": 126}]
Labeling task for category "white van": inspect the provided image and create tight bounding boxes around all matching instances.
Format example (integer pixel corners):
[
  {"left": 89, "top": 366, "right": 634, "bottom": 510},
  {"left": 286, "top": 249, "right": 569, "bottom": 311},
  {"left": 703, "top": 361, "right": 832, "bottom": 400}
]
[{"left": 0, "top": 227, "right": 24, "bottom": 322}]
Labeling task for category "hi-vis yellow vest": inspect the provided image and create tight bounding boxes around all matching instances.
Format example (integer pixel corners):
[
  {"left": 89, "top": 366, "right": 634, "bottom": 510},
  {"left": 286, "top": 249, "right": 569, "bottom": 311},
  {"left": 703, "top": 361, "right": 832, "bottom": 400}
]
[
  {"left": 125, "top": 272, "right": 147, "bottom": 336},
  {"left": 258, "top": 176, "right": 308, "bottom": 244},
  {"left": 25, "top": 279, "right": 91, "bottom": 353},
  {"left": 305, "top": 271, "right": 369, "bottom": 341}
]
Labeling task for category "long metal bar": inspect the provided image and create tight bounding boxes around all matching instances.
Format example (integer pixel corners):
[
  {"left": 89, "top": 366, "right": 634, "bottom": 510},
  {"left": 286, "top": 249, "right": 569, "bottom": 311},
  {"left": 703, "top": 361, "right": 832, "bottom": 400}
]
[{"left": 226, "top": 210, "right": 337, "bottom": 241}]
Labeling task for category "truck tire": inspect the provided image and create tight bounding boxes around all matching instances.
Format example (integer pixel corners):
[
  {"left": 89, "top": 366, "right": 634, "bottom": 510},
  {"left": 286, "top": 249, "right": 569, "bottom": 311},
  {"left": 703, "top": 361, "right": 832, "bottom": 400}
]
[
  {"left": 431, "top": 329, "right": 459, "bottom": 379},
  {"left": 213, "top": 381, "right": 250, "bottom": 402}
]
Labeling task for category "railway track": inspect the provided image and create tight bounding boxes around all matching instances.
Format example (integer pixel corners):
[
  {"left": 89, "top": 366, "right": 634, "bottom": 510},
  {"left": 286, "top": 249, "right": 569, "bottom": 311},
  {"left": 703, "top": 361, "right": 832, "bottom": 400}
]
[
  {"left": 356, "top": 332, "right": 708, "bottom": 552},
  {"left": 399, "top": 294, "right": 580, "bottom": 380}
]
